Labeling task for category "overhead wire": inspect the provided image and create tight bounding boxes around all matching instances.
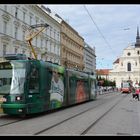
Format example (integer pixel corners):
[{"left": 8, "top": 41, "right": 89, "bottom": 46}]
[{"left": 83, "top": 5, "right": 117, "bottom": 55}]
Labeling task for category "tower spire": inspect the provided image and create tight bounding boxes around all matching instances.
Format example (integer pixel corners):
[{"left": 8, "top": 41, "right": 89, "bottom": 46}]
[
  {"left": 137, "top": 26, "right": 139, "bottom": 38},
  {"left": 135, "top": 26, "right": 140, "bottom": 48}
]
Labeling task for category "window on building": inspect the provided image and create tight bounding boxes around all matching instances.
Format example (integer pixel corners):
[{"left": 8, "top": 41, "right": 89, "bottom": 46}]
[
  {"left": 3, "top": 21, "right": 7, "bottom": 34},
  {"left": 54, "top": 30, "right": 56, "bottom": 39},
  {"left": 30, "top": 52, "right": 32, "bottom": 58},
  {"left": 4, "top": 5, "right": 7, "bottom": 11},
  {"left": 22, "top": 30, "right": 25, "bottom": 41},
  {"left": 35, "top": 37, "right": 38, "bottom": 47},
  {"left": 41, "top": 20, "right": 44, "bottom": 24},
  {"left": 30, "top": 16, "right": 32, "bottom": 25},
  {"left": 3, "top": 44, "right": 7, "bottom": 56},
  {"left": 137, "top": 51, "right": 140, "bottom": 55},
  {"left": 127, "top": 52, "right": 131, "bottom": 56},
  {"left": 15, "top": 48, "right": 18, "bottom": 54},
  {"left": 127, "top": 63, "right": 131, "bottom": 71},
  {"left": 22, "top": 50, "right": 25, "bottom": 54},
  {"left": 40, "top": 39, "right": 43, "bottom": 48},
  {"left": 46, "top": 27, "right": 49, "bottom": 36},
  {"left": 15, "top": 27, "right": 18, "bottom": 39},
  {"left": 46, "top": 39, "right": 48, "bottom": 47},
  {"left": 50, "top": 26, "right": 52, "bottom": 37},
  {"left": 36, "top": 18, "right": 38, "bottom": 25},
  {"left": 50, "top": 42, "right": 52, "bottom": 52},
  {"left": 48, "top": 41, "right": 50, "bottom": 52},
  {"left": 57, "top": 45, "right": 60, "bottom": 55},
  {"left": 15, "top": 7, "right": 18, "bottom": 18},
  {"left": 23, "top": 11, "right": 26, "bottom": 21}
]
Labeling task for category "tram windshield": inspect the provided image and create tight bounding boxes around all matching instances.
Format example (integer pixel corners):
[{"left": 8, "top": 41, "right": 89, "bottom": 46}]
[
  {"left": 122, "top": 82, "right": 129, "bottom": 88},
  {"left": 0, "top": 61, "right": 26, "bottom": 95}
]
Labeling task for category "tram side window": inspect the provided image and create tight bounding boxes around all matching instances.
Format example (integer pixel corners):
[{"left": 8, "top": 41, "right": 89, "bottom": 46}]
[{"left": 29, "top": 68, "right": 39, "bottom": 94}]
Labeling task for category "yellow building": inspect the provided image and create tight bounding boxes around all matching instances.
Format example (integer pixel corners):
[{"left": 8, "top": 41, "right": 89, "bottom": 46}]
[{"left": 60, "top": 20, "right": 84, "bottom": 70}]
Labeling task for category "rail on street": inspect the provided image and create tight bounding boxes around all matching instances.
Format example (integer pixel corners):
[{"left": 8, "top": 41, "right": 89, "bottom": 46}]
[{"left": 0, "top": 92, "right": 140, "bottom": 136}]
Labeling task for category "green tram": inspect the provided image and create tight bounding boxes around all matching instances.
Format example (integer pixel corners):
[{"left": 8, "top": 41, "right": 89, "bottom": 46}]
[{"left": 0, "top": 54, "right": 97, "bottom": 116}]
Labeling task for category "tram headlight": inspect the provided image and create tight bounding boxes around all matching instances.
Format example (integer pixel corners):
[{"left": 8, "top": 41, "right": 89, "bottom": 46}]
[
  {"left": 18, "top": 109, "right": 23, "bottom": 112},
  {"left": 16, "top": 96, "right": 22, "bottom": 101}
]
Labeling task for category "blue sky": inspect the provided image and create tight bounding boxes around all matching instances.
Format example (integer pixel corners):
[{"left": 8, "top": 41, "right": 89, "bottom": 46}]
[{"left": 45, "top": 4, "right": 140, "bottom": 69}]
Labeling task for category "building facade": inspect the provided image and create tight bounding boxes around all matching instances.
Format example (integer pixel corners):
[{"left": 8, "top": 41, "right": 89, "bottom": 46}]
[
  {"left": 0, "top": 5, "right": 61, "bottom": 64},
  {"left": 109, "top": 27, "right": 140, "bottom": 88},
  {"left": 83, "top": 42, "right": 96, "bottom": 74},
  {"left": 60, "top": 20, "right": 84, "bottom": 70}
]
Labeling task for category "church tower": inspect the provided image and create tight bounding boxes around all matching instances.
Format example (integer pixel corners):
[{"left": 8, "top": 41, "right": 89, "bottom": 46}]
[{"left": 135, "top": 26, "right": 140, "bottom": 48}]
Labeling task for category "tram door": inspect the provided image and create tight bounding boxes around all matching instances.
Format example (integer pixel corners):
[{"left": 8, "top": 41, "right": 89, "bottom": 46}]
[
  {"left": 90, "top": 79, "right": 97, "bottom": 100},
  {"left": 26, "top": 64, "right": 43, "bottom": 114}
]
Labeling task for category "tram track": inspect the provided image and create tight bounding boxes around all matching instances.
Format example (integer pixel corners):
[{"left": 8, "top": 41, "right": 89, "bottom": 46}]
[
  {"left": 0, "top": 114, "right": 26, "bottom": 127},
  {"left": 34, "top": 93, "right": 126, "bottom": 135},
  {"left": 80, "top": 94, "right": 126, "bottom": 135},
  {"left": 0, "top": 92, "right": 118, "bottom": 130},
  {"left": 0, "top": 119, "right": 25, "bottom": 127},
  {"left": 0, "top": 113, "right": 42, "bottom": 128},
  {"left": 0, "top": 92, "right": 125, "bottom": 135}
]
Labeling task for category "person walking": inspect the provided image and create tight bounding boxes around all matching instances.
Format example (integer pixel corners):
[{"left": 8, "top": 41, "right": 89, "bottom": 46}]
[
  {"left": 135, "top": 87, "right": 140, "bottom": 101},
  {"left": 131, "top": 86, "right": 136, "bottom": 99}
]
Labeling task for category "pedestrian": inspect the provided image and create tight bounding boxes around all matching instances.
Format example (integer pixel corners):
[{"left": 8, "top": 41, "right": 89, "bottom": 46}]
[
  {"left": 135, "top": 87, "right": 140, "bottom": 101},
  {"left": 131, "top": 86, "right": 136, "bottom": 99}
]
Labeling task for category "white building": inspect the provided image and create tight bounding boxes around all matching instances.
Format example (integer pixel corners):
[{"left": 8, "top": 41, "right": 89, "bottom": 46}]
[
  {"left": 0, "top": 4, "right": 61, "bottom": 64},
  {"left": 109, "top": 27, "right": 140, "bottom": 88},
  {"left": 83, "top": 42, "right": 96, "bottom": 74}
]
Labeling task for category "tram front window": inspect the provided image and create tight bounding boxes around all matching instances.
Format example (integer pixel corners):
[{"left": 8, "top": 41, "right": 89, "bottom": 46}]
[{"left": 0, "top": 61, "right": 26, "bottom": 95}]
